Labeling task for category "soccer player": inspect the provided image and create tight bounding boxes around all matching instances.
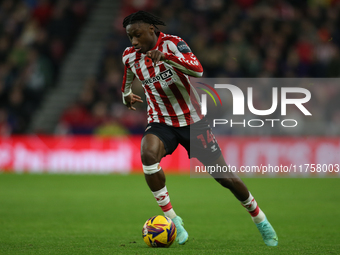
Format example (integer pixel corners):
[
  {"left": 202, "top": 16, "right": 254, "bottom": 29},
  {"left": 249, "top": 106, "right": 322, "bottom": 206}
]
[{"left": 121, "top": 11, "right": 278, "bottom": 246}]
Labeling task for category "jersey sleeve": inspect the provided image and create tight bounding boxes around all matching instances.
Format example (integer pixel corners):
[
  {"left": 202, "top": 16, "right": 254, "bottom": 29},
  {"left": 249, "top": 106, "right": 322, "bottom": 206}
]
[
  {"left": 163, "top": 38, "right": 203, "bottom": 78},
  {"left": 121, "top": 48, "right": 135, "bottom": 104}
]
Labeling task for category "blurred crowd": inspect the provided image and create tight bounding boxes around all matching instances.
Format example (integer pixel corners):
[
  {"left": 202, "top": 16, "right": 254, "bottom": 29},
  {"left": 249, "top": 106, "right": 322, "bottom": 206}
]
[
  {"left": 60, "top": 0, "right": 340, "bottom": 136},
  {"left": 2, "top": 0, "right": 340, "bottom": 135},
  {"left": 0, "top": 0, "right": 93, "bottom": 135}
]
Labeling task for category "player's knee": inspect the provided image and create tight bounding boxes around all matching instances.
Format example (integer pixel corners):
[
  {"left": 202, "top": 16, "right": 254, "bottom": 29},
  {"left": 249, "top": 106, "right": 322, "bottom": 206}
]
[
  {"left": 141, "top": 149, "right": 159, "bottom": 166},
  {"left": 143, "top": 162, "right": 161, "bottom": 175}
]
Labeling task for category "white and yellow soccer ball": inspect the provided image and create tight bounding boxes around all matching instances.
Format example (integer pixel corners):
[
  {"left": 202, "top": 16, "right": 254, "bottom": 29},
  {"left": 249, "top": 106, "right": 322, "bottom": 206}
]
[{"left": 142, "top": 215, "right": 177, "bottom": 248}]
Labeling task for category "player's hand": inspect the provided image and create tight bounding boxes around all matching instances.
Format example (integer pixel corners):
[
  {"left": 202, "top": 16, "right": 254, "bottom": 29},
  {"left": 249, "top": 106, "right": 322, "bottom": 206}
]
[
  {"left": 146, "top": 50, "right": 165, "bottom": 66},
  {"left": 124, "top": 93, "right": 143, "bottom": 111}
]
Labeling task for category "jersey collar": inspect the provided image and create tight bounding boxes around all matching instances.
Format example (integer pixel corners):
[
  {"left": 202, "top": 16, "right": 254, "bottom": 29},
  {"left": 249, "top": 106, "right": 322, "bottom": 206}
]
[{"left": 149, "top": 32, "right": 163, "bottom": 51}]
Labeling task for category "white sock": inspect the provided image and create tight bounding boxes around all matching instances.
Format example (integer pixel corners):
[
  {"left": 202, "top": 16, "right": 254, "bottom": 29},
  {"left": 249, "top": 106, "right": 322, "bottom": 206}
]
[
  {"left": 164, "top": 208, "right": 177, "bottom": 219},
  {"left": 241, "top": 192, "right": 266, "bottom": 224},
  {"left": 152, "top": 186, "right": 177, "bottom": 219}
]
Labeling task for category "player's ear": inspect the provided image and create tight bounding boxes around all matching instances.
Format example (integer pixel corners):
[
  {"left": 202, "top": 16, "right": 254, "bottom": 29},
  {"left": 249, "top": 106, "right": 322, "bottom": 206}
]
[{"left": 149, "top": 24, "right": 155, "bottom": 34}]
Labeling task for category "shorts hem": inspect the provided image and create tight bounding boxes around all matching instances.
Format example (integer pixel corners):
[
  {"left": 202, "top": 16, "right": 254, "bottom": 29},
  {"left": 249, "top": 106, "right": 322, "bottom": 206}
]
[{"left": 143, "top": 129, "right": 172, "bottom": 156}]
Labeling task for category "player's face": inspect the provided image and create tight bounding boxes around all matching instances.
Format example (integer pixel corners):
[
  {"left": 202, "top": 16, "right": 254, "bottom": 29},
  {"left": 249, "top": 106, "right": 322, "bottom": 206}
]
[{"left": 126, "top": 22, "right": 156, "bottom": 54}]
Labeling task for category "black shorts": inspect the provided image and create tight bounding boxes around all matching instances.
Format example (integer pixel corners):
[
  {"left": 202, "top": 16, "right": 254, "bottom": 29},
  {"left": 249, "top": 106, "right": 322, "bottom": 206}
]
[{"left": 143, "top": 118, "right": 222, "bottom": 165}]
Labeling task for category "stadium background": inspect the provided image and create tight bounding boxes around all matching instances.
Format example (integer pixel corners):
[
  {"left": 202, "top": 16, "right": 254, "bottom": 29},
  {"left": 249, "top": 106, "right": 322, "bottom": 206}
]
[
  {"left": 0, "top": 0, "right": 339, "bottom": 174},
  {"left": 1, "top": 1, "right": 340, "bottom": 254}
]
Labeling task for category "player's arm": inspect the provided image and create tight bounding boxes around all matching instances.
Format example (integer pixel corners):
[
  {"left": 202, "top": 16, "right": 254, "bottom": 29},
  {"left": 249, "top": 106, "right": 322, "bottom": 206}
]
[
  {"left": 121, "top": 65, "right": 143, "bottom": 110},
  {"left": 147, "top": 40, "right": 203, "bottom": 77}
]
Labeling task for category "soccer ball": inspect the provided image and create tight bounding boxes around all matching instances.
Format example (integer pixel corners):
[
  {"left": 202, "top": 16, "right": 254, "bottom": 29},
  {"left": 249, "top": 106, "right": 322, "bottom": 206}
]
[{"left": 142, "top": 215, "right": 177, "bottom": 248}]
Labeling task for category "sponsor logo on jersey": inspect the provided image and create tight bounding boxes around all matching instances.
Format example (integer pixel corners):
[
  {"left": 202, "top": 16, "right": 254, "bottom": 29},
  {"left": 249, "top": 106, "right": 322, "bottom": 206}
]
[
  {"left": 142, "top": 69, "right": 174, "bottom": 85},
  {"left": 160, "top": 70, "right": 173, "bottom": 80}
]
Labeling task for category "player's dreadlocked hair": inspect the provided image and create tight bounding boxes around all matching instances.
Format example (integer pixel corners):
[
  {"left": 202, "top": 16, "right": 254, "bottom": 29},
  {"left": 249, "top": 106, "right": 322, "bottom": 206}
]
[{"left": 122, "top": 11, "right": 166, "bottom": 29}]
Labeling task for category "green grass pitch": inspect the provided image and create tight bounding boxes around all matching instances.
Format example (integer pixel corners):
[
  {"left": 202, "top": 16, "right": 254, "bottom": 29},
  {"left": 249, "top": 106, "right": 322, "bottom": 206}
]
[{"left": 0, "top": 174, "right": 339, "bottom": 254}]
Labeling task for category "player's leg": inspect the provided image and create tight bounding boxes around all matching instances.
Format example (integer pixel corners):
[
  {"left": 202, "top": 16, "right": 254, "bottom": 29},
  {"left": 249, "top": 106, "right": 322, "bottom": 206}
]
[
  {"left": 190, "top": 119, "right": 278, "bottom": 246},
  {"left": 141, "top": 132, "right": 189, "bottom": 244},
  {"left": 141, "top": 133, "right": 167, "bottom": 191},
  {"left": 208, "top": 154, "right": 249, "bottom": 201},
  {"left": 207, "top": 155, "right": 278, "bottom": 246}
]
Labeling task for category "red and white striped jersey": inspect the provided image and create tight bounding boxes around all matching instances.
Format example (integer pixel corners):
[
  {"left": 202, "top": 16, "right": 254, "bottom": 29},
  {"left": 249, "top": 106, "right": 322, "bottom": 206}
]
[{"left": 121, "top": 32, "right": 204, "bottom": 127}]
